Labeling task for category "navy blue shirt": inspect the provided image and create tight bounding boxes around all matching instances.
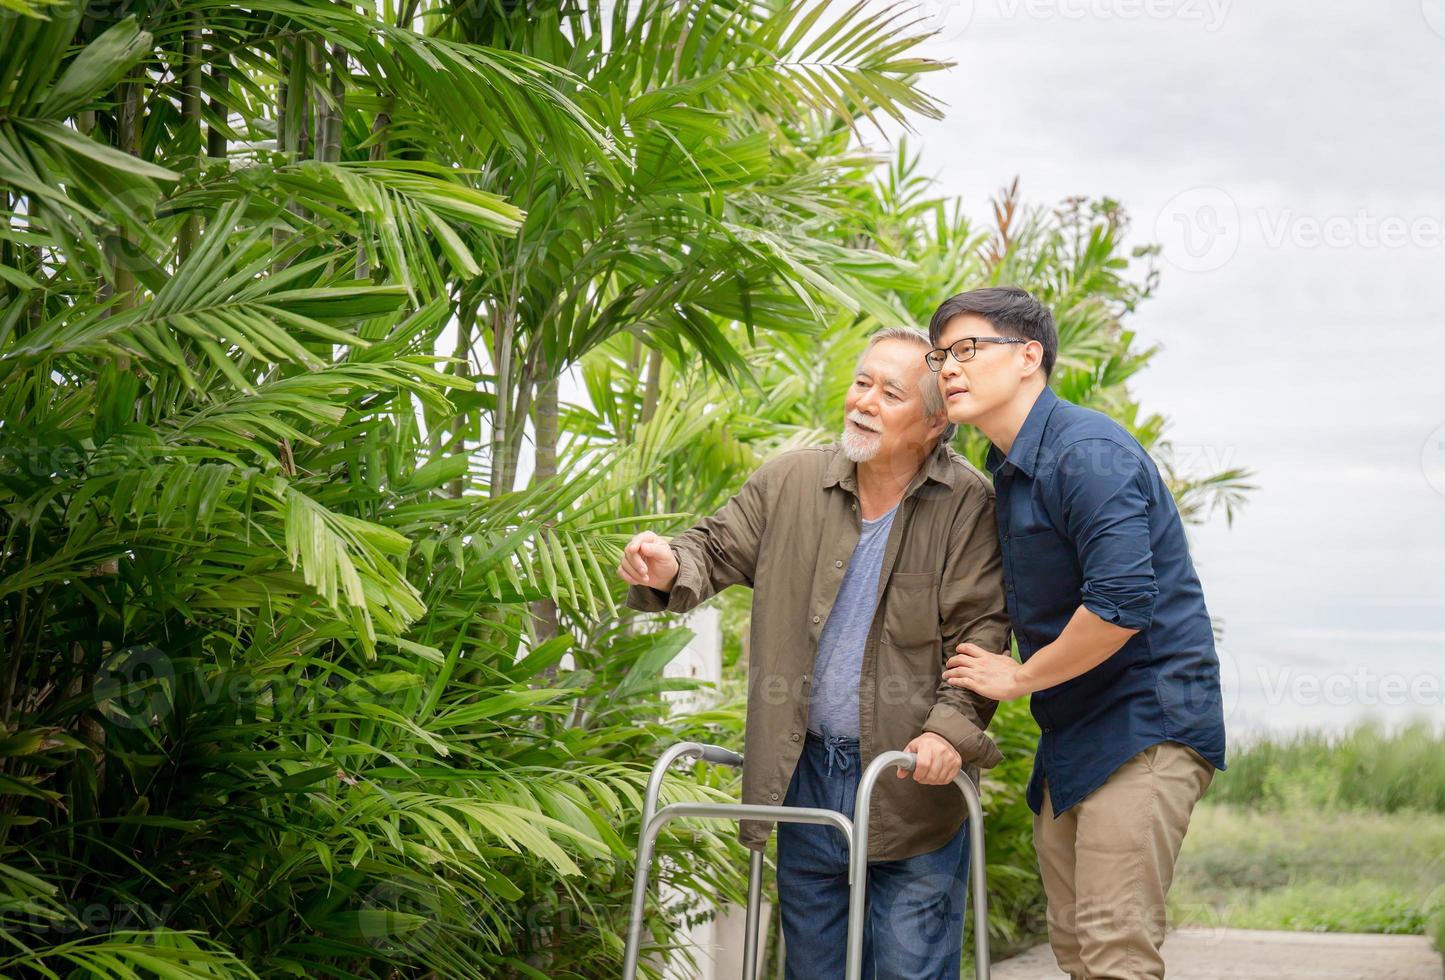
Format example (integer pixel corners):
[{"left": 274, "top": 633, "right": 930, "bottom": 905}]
[{"left": 986, "top": 386, "right": 1227, "bottom": 817}]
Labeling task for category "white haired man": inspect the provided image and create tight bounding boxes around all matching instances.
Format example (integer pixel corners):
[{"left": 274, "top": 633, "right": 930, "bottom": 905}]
[{"left": 619, "top": 327, "right": 1010, "bottom": 978}]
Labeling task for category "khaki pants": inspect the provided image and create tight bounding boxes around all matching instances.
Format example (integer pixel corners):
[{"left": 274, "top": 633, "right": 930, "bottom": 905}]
[{"left": 1033, "top": 741, "right": 1214, "bottom": 980}]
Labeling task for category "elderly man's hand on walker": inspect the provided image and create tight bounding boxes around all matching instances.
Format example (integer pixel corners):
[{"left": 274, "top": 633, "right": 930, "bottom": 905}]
[{"left": 899, "top": 731, "right": 962, "bottom": 784}]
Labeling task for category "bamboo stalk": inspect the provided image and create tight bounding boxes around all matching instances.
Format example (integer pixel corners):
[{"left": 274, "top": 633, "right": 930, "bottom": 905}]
[
  {"left": 529, "top": 352, "right": 560, "bottom": 646},
  {"left": 178, "top": 24, "right": 203, "bottom": 260},
  {"left": 207, "top": 46, "right": 229, "bottom": 159}
]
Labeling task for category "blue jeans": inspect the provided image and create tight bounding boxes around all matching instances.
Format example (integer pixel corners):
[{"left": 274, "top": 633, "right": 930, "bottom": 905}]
[{"left": 777, "top": 729, "right": 970, "bottom": 980}]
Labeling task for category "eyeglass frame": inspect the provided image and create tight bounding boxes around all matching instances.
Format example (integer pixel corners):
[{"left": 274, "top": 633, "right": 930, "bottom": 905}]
[{"left": 924, "top": 336, "right": 1029, "bottom": 372}]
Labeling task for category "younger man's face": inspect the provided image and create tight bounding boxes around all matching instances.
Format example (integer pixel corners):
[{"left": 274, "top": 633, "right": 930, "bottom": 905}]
[{"left": 934, "top": 314, "right": 1037, "bottom": 425}]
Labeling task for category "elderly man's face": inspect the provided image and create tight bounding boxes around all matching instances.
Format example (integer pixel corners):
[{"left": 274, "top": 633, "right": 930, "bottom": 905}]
[{"left": 842, "top": 339, "right": 945, "bottom": 464}]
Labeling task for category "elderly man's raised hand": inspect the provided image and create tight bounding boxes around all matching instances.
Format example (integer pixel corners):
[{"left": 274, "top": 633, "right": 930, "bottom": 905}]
[{"left": 617, "top": 531, "right": 680, "bottom": 592}]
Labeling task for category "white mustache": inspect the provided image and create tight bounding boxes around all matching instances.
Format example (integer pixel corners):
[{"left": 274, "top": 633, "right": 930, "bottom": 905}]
[{"left": 846, "top": 412, "right": 880, "bottom": 433}]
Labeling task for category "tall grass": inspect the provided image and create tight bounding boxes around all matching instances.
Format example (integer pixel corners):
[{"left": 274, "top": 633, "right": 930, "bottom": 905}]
[{"left": 1207, "top": 720, "right": 1445, "bottom": 813}]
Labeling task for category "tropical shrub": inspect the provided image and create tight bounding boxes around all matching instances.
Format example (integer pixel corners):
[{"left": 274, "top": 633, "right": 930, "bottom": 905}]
[{"left": 0, "top": 0, "right": 957, "bottom": 975}]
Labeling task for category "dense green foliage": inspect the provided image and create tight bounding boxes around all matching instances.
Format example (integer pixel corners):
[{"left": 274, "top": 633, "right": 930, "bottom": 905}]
[{"left": 0, "top": 0, "right": 1247, "bottom": 976}]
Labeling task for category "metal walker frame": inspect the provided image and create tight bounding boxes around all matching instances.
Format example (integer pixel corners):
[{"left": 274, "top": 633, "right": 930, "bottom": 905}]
[{"left": 621, "top": 741, "right": 990, "bottom": 980}]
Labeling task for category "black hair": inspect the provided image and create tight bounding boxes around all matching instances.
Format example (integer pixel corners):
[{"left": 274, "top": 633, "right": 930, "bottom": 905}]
[{"left": 927, "top": 286, "right": 1058, "bottom": 378}]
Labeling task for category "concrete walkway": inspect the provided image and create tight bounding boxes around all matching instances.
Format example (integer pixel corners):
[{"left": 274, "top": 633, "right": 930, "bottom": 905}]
[{"left": 991, "top": 928, "right": 1443, "bottom": 979}]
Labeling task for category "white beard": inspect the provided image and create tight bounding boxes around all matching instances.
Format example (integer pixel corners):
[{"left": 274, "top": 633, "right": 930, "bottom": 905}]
[{"left": 841, "top": 418, "right": 881, "bottom": 462}]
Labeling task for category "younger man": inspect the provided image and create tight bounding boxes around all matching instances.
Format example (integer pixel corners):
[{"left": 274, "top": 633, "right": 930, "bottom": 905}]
[{"left": 930, "top": 286, "right": 1226, "bottom": 980}]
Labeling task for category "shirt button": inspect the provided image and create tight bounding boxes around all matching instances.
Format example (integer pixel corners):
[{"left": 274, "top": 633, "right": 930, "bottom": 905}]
[
  {"left": 851, "top": 502, "right": 857, "bottom": 511},
  {"left": 770, "top": 792, "right": 780, "bottom": 802},
  {"left": 791, "top": 732, "right": 800, "bottom": 742},
  {"left": 835, "top": 560, "right": 843, "bottom": 567},
  {"left": 812, "top": 615, "right": 820, "bottom": 624}
]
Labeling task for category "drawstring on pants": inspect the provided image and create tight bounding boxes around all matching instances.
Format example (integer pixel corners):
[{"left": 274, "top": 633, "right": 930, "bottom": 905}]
[{"left": 818, "top": 727, "right": 855, "bottom": 777}]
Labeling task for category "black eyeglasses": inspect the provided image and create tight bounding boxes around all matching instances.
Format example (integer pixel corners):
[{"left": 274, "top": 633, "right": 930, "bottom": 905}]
[{"left": 924, "top": 337, "right": 1028, "bottom": 372}]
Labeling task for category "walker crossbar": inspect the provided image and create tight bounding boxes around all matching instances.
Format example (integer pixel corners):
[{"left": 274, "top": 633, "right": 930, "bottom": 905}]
[{"left": 621, "top": 742, "right": 990, "bottom": 980}]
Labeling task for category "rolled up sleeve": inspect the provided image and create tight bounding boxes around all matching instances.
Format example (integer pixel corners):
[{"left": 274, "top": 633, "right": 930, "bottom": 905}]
[
  {"left": 921, "top": 477, "right": 1010, "bottom": 769},
  {"left": 1054, "top": 439, "right": 1158, "bottom": 631},
  {"left": 624, "top": 462, "right": 771, "bottom": 616}
]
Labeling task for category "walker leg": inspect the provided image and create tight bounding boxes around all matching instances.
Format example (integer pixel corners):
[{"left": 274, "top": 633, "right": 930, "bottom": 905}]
[
  {"left": 961, "top": 777, "right": 990, "bottom": 980},
  {"left": 741, "top": 848, "right": 765, "bottom": 980},
  {"left": 621, "top": 822, "right": 660, "bottom": 980},
  {"left": 848, "top": 751, "right": 991, "bottom": 980}
]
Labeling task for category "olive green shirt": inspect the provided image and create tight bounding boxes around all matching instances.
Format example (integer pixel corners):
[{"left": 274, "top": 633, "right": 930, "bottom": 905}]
[{"left": 626, "top": 439, "right": 1010, "bottom": 861}]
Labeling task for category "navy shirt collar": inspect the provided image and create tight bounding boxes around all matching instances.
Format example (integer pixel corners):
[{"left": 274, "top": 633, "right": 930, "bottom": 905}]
[{"left": 986, "top": 385, "right": 1060, "bottom": 479}]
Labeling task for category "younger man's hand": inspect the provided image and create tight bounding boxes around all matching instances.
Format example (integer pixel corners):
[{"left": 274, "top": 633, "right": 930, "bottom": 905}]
[
  {"left": 899, "top": 731, "right": 962, "bottom": 785},
  {"left": 617, "top": 531, "right": 681, "bottom": 592},
  {"left": 943, "top": 642, "right": 1030, "bottom": 701}
]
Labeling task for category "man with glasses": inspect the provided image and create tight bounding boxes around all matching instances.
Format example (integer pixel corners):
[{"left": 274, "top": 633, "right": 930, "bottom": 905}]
[
  {"left": 618, "top": 326, "right": 1009, "bottom": 978},
  {"left": 927, "top": 286, "right": 1226, "bottom": 980}
]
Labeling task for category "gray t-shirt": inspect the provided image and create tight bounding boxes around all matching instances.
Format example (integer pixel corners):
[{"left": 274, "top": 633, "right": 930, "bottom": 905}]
[{"left": 806, "top": 501, "right": 898, "bottom": 739}]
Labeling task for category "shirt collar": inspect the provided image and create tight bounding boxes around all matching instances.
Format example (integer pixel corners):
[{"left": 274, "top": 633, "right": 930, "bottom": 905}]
[
  {"left": 823, "top": 437, "right": 958, "bottom": 493},
  {"left": 986, "top": 385, "right": 1060, "bottom": 479}
]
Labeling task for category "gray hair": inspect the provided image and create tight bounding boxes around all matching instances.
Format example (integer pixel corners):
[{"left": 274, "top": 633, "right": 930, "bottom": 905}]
[{"left": 855, "top": 326, "right": 957, "bottom": 445}]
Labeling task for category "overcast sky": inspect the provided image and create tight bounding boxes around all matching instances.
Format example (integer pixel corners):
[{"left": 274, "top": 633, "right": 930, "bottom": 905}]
[{"left": 865, "top": 0, "right": 1445, "bottom": 736}]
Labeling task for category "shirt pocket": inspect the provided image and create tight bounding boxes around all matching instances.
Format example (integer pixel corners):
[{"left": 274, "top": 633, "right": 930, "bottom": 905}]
[
  {"left": 1008, "top": 528, "right": 1081, "bottom": 642},
  {"left": 881, "top": 570, "right": 940, "bottom": 649}
]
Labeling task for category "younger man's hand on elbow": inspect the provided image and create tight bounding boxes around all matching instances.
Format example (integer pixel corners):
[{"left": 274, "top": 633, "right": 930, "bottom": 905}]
[
  {"left": 899, "top": 731, "right": 962, "bottom": 785},
  {"left": 617, "top": 531, "right": 680, "bottom": 592}
]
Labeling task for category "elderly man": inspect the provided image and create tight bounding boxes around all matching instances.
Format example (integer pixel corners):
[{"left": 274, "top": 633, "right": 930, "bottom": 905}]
[{"left": 619, "top": 326, "right": 1010, "bottom": 979}]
